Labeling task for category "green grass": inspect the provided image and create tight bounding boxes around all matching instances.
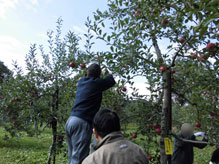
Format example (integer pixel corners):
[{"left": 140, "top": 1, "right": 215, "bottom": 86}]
[
  {"left": 0, "top": 127, "right": 67, "bottom": 164},
  {"left": 0, "top": 126, "right": 215, "bottom": 164}
]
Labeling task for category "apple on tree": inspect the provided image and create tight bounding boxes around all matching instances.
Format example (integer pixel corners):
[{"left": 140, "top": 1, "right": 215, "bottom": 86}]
[
  {"left": 152, "top": 10, "right": 156, "bottom": 14},
  {"left": 121, "top": 87, "right": 127, "bottom": 92},
  {"left": 178, "top": 38, "right": 185, "bottom": 44},
  {"left": 69, "top": 62, "right": 75, "bottom": 68},
  {"left": 195, "top": 122, "right": 201, "bottom": 128},
  {"left": 162, "top": 18, "right": 168, "bottom": 25},
  {"left": 155, "top": 128, "right": 161, "bottom": 135},
  {"left": 210, "top": 112, "right": 216, "bottom": 117},
  {"left": 56, "top": 135, "right": 62, "bottom": 140},
  {"left": 135, "top": 10, "right": 140, "bottom": 15},
  {"left": 190, "top": 53, "right": 197, "bottom": 59},
  {"left": 132, "top": 133, "right": 137, "bottom": 139},
  {"left": 146, "top": 126, "right": 150, "bottom": 130},
  {"left": 153, "top": 123, "right": 159, "bottom": 129},
  {"left": 206, "top": 43, "right": 215, "bottom": 51},
  {"left": 160, "top": 66, "right": 166, "bottom": 72},
  {"left": 80, "top": 64, "right": 86, "bottom": 69},
  {"left": 147, "top": 155, "right": 152, "bottom": 161}
]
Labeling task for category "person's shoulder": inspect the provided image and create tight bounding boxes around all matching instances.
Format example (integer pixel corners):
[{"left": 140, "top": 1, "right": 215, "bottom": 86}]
[
  {"left": 125, "top": 140, "right": 145, "bottom": 152},
  {"left": 82, "top": 153, "right": 96, "bottom": 164}
]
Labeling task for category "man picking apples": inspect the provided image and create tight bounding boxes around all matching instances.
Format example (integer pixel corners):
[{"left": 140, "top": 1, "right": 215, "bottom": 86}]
[
  {"left": 65, "top": 63, "right": 115, "bottom": 164},
  {"left": 172, "top": 123, "right": 208, "bottom": 164}
]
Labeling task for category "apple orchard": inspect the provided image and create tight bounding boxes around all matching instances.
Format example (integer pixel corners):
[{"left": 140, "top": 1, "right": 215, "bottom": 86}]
[{"left": 0, "top": 1, "right": 218, "bottom": 164}]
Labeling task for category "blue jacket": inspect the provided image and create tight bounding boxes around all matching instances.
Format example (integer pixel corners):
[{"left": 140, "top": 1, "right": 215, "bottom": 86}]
[{"left": 71, "top": 75, "right": 115, "bottom": 124}]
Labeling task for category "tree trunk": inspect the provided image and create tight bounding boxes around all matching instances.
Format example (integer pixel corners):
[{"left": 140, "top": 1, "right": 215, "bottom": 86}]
[
  {"left": 47, "top": 86, "right": 59, "bottom": 164},
  {"left": 160, "top": 71, "right": 172, "bottom": 164},
  {"left": 47, "top": 117, "right": 57, "bottom": 164}
]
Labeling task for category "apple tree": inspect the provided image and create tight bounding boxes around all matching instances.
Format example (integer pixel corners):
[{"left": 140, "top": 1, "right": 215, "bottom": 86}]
[{"left": 82, "top": 0, "right": 218, "bottom": 163}]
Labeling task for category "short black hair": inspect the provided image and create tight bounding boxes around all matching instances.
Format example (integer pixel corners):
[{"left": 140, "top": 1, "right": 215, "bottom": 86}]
[
  {"left": 211, "top": 148, "right": 219, "bottom": 163},
  {"left": 87, "top": 63, "right": 101, "bottom": 78},
  {"left": 93, "top": 109, "right": 121, "bottom": 138}
]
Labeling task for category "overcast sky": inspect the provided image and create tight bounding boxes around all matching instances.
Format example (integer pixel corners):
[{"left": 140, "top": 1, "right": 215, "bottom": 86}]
[{"left": 0, "top": 0, "right": 150, "bottom": 95}]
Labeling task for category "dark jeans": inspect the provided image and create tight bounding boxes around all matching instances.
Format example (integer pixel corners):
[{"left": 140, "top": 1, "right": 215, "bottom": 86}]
[{"left": 66, "top": 116, "right": 92, "bottom": 164}]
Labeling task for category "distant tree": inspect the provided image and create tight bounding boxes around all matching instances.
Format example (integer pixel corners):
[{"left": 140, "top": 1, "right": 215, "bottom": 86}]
[{"left": 0, "top": 61, "right": 10, "bottom": 82}]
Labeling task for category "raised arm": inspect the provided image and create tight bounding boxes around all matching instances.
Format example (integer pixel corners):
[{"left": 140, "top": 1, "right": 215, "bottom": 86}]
[
  {"left": 191, "top": 135, "right": 208, "bottom": 149},
  {"left": 100, "top": 74, "right": 116, "bottom": 91}
]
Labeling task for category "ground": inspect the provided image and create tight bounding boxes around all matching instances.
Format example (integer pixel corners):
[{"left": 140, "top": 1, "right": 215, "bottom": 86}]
[{"left": 0, "top": 127, "right": 215, "bottom": 164}]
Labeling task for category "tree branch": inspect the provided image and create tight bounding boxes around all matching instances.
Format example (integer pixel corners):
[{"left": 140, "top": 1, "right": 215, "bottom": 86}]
[
  {"left": 171, "top": 132, "right": 219, "bottom": 146},
  {"left": 171, "top": 35, "right": 193, "bottom": 67},
  {"left": 148, "top": 25, "right": 163, "bottom": 61},
  {"left": 172, "top": 89, "right": 197, "bottom": 106}
]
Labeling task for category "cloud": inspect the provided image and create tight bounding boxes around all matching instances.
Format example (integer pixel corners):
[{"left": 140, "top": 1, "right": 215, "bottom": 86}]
[
  {"left": 72, "top": 26, "right": 87, "bottom": 34},
  {"left": 0, "top": 0, "right": 41, "bottom": 19},
  {"left": 0, "top": 35, "right": 28, "bottom": 70},
  {"left": 30, "top": 0, "right": 39, "bottom": 6},
  {"left": 0, "top": 0, "right": 19, "bottom": 19},
  {"left": 127, "top": 82, "right": 150, "bottom": 96},
  {"left": 37, "top": 33, "right": 48, "bottom": 40}
]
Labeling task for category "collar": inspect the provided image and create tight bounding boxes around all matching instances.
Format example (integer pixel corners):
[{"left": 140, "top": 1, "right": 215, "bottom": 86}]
[{"left": 95, "top": 131, "right": 124, "bottom": 150}]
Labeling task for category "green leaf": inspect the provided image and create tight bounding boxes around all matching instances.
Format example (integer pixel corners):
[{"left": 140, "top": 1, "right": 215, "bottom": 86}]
[
  {"left": 107, "top": 36, "right": 111, "bottom": 42},
  {"left": 110, "top": 46, "right": 114, "bottom": 52}
]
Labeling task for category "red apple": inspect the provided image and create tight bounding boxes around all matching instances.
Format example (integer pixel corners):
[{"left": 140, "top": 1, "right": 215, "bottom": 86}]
[
  {"left": 191, "top": 53, "right": 197, "bottom": 59},
  {"left": 147, "top": 155, "right": 152, "bottom": 161},
  {"left": 195, "top": 122, "right": 201, "bottom": 128},
  {"left": 32, "top": 93, "right": 38, "bottom": 98},
  {"left": 135, "top": 10, "right": 140, "bottom": 15},
  {"left": 160, "top": 66, "right": 166, "bottom": 72},
  {"left": 69, "top": 62, "right": 75, "bottom": 68},
  {"left": 132, "top": 133, "right": 137, "bottom": 138},
  {"left": 178, "top": 38, "right": 185, "bottom": 43},
  {"left": 206, "top": 43, "right": 215, "bottom": 51},
  {"left": 146, "top": 126, "right": 151, "bottom": 130},
  {"left": 199, "top": 55, "right": 209, "bottom": 62},
  {"left": 56, "top": 135, "right": 61, "bottom": 140},
  {"left": 153, "top": 123, "right": 159, "bottom": 129},
  {"left": 121, "top": 87, "right": 127, "bottom": 92},
  {"left": 113, "top": 104, "right": 117, "bottom": 110},
  {"left": 203, "top": 90, "right": 207, "bottom": 95},
  {"left": 13, "top": 121, "right": 19, "bottom": 127},
  {"left": 80, "top": 64, "right": 86, "bottom": 69},
  {"left": 152, "top": 10, "right": 156, "bottom": 14},
  {"left": 171, "top": 69, "right": 176, "bottom": 74},
  {"left": 155, "top": 128, "right": 161, "bottom": 134},
  {"left": 162, "top": 18, "right": 168, "bottom": 25},
  {"left": 210, "top": 112, "right": 216, "bottom": 117},
  {"left": 12, "top": 97, "right": 20, "bottom": 101}
]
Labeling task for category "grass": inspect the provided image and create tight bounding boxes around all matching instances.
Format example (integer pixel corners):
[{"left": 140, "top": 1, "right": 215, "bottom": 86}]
[
  {"left": 0, "top": 126, "right": 215, "bottom": 164},
  {"left": 0, "top": 127, "right": 67, "bottom": 164}
]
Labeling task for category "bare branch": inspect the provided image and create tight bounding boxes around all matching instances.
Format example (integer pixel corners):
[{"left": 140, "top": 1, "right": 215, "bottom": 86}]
[
  {"left": 171, "top": 132, "right": 219, "bottom": 146},
  {"left": 172, "top": 89, "right": 197, "bottom": 106}
]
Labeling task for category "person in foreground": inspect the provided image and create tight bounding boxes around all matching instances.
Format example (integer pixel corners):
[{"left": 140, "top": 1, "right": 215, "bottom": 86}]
[
  {"left": 82, "top": 109, "right": 149, "bottom": 164},
  {"left": 172, "top": 123, "right": 208, "bottom": 164},
  {"left": 210, "top": 148, "right": 219, "bottom": 164},
  {"left": 66, "top": 64, "right": 116, "bottom": 164}
]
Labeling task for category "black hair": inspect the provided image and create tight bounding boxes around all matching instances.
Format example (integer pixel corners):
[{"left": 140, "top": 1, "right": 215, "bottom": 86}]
[
  {"left": 211, "top": 148, "right": 219, "bottom": 163},
  {"left": 87, "top": 63, "right": 101, "bottom": 78},
  {"left": 93, "top": 108, "right": 121, "bottom": 138}
]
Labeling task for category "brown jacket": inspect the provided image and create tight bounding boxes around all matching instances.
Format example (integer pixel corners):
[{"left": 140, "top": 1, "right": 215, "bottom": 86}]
[{"left": 82, "top": 132, "right": 149, "bottom": 164}]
